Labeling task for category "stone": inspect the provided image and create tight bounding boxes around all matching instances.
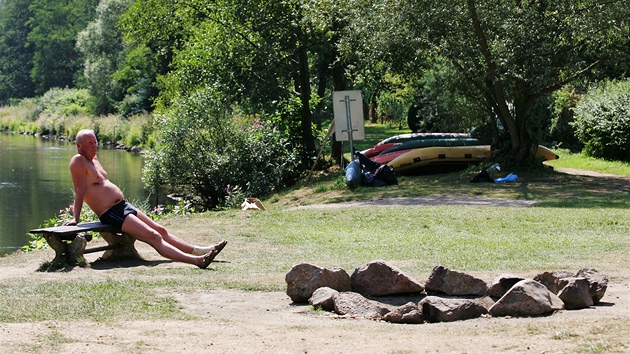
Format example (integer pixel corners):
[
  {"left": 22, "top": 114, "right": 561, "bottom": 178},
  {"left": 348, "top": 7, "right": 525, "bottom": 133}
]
[
  {"left": 424, "top": 265, "right": 487, "bottom": 296},
  {"left": 488, "top": 274, "right": 525, "bottom": 299},
  {"left": 533, "top": 270, "right": 575, "bottom": 294},
  {"left": 420, "top": 296, "right": 494, "bottom": 323},
  {"left": 382, "top": 302, "right": 424, "bottom": 324},
  {"left": 557, "top": 277, "right": 594, "bottom": 310},
  {"left": 489, "top": 279, "right": 564, "bottom": 317},
  {"left": 333, "top": 292, "right": 392, "bottom": 320},
  {"left": 576, "top": 268, "right": 608, "bottom": 304},
  {"left": 285, "top": 263, "right": 351, "bottom": 303},
  {"left": 309, "top": 287, "right": 339, "bottom": 311},
  {"left": 351, "top": 260, "right": 424, "bottom": 297}
]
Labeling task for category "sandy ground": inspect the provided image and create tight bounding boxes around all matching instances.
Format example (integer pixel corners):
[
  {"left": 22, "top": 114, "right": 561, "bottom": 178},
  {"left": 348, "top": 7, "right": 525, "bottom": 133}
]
[{"left": 2, "top": 167, "right": 629, "bottom": 353}]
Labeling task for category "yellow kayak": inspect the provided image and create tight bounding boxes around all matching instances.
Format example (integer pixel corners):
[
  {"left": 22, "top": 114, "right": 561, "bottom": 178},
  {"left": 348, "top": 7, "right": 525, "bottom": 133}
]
[
  {"left": 387, "top": 145, "right": 492, "bottom": 173},
  {"left": 536, "top": 145, "right": 559, "bottom": 161},
  {"left": 387, "top": 145, "right": 558, "bottom": 173}
]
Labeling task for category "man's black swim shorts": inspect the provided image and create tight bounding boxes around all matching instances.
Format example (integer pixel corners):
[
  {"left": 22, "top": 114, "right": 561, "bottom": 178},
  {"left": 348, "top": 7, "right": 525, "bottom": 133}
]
[{"left": 99, "top": 200, "right": 138, "bottom": 231}]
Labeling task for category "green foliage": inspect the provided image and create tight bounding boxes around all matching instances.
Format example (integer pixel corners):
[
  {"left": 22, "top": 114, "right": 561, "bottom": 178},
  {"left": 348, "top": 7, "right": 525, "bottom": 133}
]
[
  {"left": 572, "top": 80, "right": 630, "bottom": 162},
  {"left": 344, "top": 0, "right": 630, "bottom": 164},
  {"left": 1, "top": 89, "right": 155, "bottom": 149},
  {"left": 377, "top": 92, "right": 407, "bottom": 127},
  {"left": 112, "top": 45, "right": 158, "bottom": 117},
  {"left": 76, "top": 0, "right": 132, "bottom": 115},
  {"left": 143, "top": 87, "right": 302, "bottom": 209},
  {"left": 0, "top": 0, "right": 36, "bottom": 102},
  {"left": 549, "top": 87, "right": 583, "bottom": 151},
  {"left": 33, "top": 88, "right": 91, "bottom": 136},
  {"left": 27, "top": 0, "right": 99, "bottom": 95}
]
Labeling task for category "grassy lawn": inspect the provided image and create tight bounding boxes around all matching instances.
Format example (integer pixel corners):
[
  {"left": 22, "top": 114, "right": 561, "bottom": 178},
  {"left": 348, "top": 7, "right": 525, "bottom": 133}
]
[{"left": 1, "top": 126, "right": 629, "bottom": 328}]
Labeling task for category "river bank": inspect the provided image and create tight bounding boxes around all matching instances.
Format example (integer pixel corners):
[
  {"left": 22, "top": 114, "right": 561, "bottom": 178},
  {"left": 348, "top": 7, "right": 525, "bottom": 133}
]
[{"left": 0, "top": 129, "right": 144, "bottom": 153}]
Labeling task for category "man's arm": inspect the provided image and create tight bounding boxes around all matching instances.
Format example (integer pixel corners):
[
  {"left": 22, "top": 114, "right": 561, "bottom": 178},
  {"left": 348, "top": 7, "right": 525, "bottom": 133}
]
[{"left": 67, "top": 155, "right": 87, "bottom": 225}]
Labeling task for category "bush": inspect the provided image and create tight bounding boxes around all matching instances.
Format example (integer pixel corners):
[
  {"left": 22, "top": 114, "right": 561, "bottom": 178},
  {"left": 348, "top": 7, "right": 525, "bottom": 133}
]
[
  {"left": 572, "top": 80, "right": 630, "bottom": 161},
  {"left": 549, "top": 87, "right": 583, "bottom": 151},
  {"left": 143, "top": 87, "right": 302, "bottom": 209}
]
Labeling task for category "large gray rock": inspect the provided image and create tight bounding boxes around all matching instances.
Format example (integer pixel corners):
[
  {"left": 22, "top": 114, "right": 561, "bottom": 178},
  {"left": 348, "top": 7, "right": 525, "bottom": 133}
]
[
  {"left": 333, "top": 292, "right": 392, "bottom": 320},
  {"left": 424, "top": 265, "right": 487, "bottom": 296},
  {"left": 576, "top": 268, "right": 608, "bottom": 304},
  {"left": 488, "top": 274, "right": 525, "bottom": 298},
  {"left": 557, "top": 277, "right": 593, "bottom": 310},
  {"left": 309, "top": 287, "right": 339, "bottom": 311},
  {"left": 382, "top": 302, "right": 424, "bottom": 324},
  {"left": 285, "top": 263, "right": 351, "bottom": 303},
  {"left": 489, "top": 279, "right": 564, "bottom": 317},
  {"left": 351, "top": 260, "right": 424, "bottom": 297},
  {"left": 420, "top": 296, "right": 494, "bottom": 323},
  {"left": 533, "top": 270, "right": 575, "bottom": 294}
]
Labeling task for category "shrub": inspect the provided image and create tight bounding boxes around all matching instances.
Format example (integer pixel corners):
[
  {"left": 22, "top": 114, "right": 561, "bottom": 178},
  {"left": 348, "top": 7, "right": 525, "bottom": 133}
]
[
  {"left": 549, "top": 87, "right": 583, "bottom": 151},
  {"left": 143, "top": 87, "right": 302, "bottom": 209},
  {"left": 38, "top": 88, "right": 91, "bottom": 117},
  {"left": 123, "top": 114, "right": 151, "bottom": 147},
  {"left": 572, "top": 80, "right": 630, "bottom": 161},
  {"left": 94, "top": 114, "right": 125, "bottom": 143}
]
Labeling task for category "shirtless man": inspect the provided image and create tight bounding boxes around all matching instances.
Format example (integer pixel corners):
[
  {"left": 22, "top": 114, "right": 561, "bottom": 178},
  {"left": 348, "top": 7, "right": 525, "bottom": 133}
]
[{"left": 64, "top": 129, "right": 226, "bottom": 268}]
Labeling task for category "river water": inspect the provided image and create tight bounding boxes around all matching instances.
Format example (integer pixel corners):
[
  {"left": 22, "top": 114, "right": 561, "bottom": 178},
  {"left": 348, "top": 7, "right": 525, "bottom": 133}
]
[{"left": 0, "top": 132, "right": 150, "bottom": 255}]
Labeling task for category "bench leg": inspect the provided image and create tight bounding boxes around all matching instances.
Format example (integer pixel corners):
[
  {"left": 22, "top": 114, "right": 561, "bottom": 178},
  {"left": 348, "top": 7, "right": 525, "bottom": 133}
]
[
  {"left": 43, "top": 233, "right": 87, "bottom": 265},
  {"left": 99, "top": 231, "right": 140, "bottom": 260},
  {"left": 67, "top": 234, "right": 87, "bottom": 263},
  {"left": 43, "top": 233, "right": 67, "bottom": 263}
]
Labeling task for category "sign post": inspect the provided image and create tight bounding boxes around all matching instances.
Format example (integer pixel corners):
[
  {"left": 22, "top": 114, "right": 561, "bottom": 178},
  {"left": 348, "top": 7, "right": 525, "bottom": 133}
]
[{"left": 333, "top": 90, "right": 364, "bottom": 163}]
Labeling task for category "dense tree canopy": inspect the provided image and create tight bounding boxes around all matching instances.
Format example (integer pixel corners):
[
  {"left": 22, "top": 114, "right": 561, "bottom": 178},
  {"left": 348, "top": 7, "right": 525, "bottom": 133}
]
[
  {"left": 0, "top": 0, "right": 35, "bottom": 102},
  {"left": 76, "top": 0, "right": 132, "bottom": 114},
  {"left": 394, "top": 0, "right": 630, "bottom": 163},
  {"left": 1, "top": 0, "right": 630, "bottom": 172},
  {"left": 27, "top": 0, "right": 98, "bottom": 94}
]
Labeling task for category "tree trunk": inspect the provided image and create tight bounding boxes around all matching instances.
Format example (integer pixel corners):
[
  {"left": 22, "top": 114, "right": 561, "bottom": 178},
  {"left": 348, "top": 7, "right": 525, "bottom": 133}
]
[
  {"left": 330, "top": 30, "right": 346, "bottom": 165},
  {"left": 369, "top": 101, "right": 378, "bottom": 124},
  {"left": 297, "top": 40, "right": 316, "bottom": 158}
]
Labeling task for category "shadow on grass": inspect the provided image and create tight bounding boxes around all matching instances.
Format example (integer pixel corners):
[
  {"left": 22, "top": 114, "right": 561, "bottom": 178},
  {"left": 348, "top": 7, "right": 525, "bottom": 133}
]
[{"left": 90, "top": 257, "right": 174, "bottom": 270}]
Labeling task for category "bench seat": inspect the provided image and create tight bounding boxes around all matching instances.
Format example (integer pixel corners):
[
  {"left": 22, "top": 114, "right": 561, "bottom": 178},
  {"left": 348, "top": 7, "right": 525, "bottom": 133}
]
[{"left": 30, "top": 221, "right": 139, "bottom": 264}]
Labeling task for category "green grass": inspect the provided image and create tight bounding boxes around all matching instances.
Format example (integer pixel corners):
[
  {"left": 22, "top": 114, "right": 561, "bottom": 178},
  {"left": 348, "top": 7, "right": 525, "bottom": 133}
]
[
  {"left": 0, "top": 278, "right": 194, "bottom": 323},
  {"left": 1, "top": 131, "right": 629, "bottom": 328},
  {"left": 546, "top": 149, "right": 630, "bottom": 176}
]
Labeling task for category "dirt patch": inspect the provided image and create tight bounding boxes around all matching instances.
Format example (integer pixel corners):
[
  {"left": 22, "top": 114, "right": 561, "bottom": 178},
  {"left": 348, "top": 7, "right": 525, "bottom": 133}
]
[{"left": 289, "top": 195, "right": 536, "bottom": 210}]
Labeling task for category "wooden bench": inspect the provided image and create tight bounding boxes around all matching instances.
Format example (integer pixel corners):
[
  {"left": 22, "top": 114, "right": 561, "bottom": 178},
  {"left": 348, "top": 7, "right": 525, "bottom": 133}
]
[{"left": 29, "top": 221, "right": 140, "bottom": 264}]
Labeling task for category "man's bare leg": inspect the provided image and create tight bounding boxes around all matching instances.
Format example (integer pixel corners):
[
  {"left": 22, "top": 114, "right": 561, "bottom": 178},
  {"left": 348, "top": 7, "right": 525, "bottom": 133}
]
[
  {"left": 121, "top": 214, "right": 208, "bottom": 267},
  {"left": 134, "top": 210, "right": 225, "bottom": 255}
]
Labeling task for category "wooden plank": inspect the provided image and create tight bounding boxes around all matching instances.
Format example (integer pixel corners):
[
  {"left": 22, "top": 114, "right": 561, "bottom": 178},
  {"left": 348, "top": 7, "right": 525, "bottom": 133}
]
[
  {"left": 83, "top": 243, "right": 124, "bottom": 254},
  {"left": 30, "top": 221, "right": 116, "bottom": 236}
]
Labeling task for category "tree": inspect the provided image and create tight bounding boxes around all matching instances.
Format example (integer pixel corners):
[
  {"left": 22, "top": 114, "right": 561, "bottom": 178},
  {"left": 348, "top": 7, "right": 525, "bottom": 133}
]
[
  {"left": 121, "top": 0, "right": 345, "bottom": 161},
  {"left": 345, "top": 0, "right": 630, "bottom": 164},
  {"left": 27, "top": 0, "right": 98, "bottom": 95},
  {"left": 415, "top": 0, "right": 630, "bottom": 163},
  {"left": 76, "top": 0, "right": 132, "bottom": 115},
  {"left": 0, "top": 0, "right": 35, "bottom": 102}
]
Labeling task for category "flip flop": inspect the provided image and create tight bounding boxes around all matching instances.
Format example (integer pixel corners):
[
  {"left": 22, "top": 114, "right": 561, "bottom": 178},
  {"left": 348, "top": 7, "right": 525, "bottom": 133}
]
[
  {"left": 199, "top": 248, "right": 219, "bottom": 269},
  {"left": 198, "top": 240, "right": 228, "bottom": 269},
  {"left": 212, "top": 240, "right": 228, "bottom": 255}
]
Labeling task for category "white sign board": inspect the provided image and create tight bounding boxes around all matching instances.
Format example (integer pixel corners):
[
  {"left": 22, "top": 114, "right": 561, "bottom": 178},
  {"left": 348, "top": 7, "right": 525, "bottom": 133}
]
[{"left": 333, "top": 90, "right": 365, "bottom": 141}]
